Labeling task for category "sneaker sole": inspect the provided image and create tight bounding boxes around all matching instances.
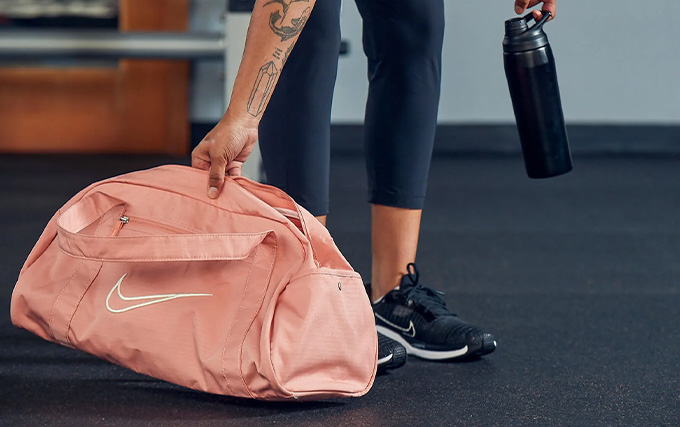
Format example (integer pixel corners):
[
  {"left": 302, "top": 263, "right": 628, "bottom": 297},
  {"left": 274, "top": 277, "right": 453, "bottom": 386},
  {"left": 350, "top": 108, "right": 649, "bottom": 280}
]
[{"left": 377, "top": 326, "right": 496, "bottom": 360}]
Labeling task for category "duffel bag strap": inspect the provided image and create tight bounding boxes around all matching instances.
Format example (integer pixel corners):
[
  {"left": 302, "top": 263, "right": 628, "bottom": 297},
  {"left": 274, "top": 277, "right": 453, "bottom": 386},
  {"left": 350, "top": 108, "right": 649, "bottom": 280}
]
[{"left": 232, "top": 178, "right": 352, "bottom": 270}]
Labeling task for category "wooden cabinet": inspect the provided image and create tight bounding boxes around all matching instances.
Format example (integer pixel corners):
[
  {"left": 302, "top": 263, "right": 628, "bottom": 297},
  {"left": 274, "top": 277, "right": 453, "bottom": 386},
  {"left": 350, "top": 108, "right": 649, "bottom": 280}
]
[{"left": 0, "top": 0, "right": 190, "bottom": 154}]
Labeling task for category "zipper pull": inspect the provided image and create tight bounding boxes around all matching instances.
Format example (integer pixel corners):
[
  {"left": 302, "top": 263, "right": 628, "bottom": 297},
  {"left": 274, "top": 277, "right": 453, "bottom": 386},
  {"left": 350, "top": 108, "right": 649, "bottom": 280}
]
[{"left": 111, "top": 216, "right": 129, "bottom": 237}]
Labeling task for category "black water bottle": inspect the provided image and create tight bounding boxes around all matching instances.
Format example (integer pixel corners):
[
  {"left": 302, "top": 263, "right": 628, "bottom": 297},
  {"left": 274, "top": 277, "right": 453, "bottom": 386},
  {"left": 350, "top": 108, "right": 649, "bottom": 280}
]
[{"left": 504, "top": 11, "right": 572, "bottom": 179}]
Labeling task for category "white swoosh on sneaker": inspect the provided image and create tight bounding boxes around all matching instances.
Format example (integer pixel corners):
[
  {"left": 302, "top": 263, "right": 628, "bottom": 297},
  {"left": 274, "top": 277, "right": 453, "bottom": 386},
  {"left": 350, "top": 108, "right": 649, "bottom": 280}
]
[
  {"left": 105, "top": 273, "right": 212, "bottom": 314},
  {"left": 374, "top": 313, "right": 416, "bottom": 338},
  {"left": 377, "top": 354, "right": 394, "bottom": 365}
]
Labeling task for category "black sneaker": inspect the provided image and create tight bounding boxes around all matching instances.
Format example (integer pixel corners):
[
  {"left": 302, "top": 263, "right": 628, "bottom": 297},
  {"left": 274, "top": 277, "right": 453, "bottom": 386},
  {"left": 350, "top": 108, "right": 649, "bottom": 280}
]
[
  {"left": 372, "top": 263, "right": 496, "bottom": 360},
  {"left": 377, "top": 331, "right": 407, "bottom": 373}
]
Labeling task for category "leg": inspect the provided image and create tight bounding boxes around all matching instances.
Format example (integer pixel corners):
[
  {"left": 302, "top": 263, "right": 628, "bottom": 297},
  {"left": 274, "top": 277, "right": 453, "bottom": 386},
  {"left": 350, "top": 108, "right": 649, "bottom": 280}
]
[
  {"left": 354, "top": 0, "right": 445, "bottom": 300},
  {"left": 371, "top": 205, "right": 421, "bottom": 300},
  {"left": 357, "top": 0, "right": 496, "bottom": 359},
  {"left": 261, "top": 2, "right": 407, "bottom": 371},
  {"left": 258, "top": 0, "right": 341, "bottom": 218}
]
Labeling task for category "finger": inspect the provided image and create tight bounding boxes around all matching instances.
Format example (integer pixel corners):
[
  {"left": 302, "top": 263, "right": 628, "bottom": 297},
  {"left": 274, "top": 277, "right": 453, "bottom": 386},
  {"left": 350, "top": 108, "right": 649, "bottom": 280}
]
[
  {"left": 192, "top": 156, "right": 211, "bottom": 171},
  {"left": 529, "top": 1, "right": 556, "bottom": 20},
  {"left": 208, "top": 154, "right": 228, "bottom": 199},
  {"left": 515, "top": 0, "right": 530, "bottom": 14},
  {"left": 191, "top": 145, "right": 211, "bottom": 170},
  {"left": 226, "top": 161, "right": 244, "bottom": 177},
  {"left": 226, "top": 166, "right": 242, "bottom": 177},
  {"left": 540, "top": 1, "right": 556, "bottom": 19},
  {"left": 532, "top": 9, "right": 555, "bottom": 21}
]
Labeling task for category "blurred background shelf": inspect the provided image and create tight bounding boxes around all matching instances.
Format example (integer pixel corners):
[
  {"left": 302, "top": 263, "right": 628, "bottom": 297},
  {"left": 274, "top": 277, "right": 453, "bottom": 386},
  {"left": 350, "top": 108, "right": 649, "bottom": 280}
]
[{"left": 0, "top": 0, "right": 191, "bottom": 155}]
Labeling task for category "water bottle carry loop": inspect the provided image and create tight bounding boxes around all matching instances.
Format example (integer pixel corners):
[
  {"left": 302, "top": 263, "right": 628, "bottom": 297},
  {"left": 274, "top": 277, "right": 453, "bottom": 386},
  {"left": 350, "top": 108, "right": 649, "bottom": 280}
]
[{"left": 524, "top": 10, "right": 551, "bottom": 30}]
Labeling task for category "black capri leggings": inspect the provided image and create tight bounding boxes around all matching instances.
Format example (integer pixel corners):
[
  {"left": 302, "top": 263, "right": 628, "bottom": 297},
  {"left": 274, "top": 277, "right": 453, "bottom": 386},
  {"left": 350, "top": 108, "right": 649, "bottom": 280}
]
[{"left": 259, "top": 0, "right": 445, "bottom": 216}]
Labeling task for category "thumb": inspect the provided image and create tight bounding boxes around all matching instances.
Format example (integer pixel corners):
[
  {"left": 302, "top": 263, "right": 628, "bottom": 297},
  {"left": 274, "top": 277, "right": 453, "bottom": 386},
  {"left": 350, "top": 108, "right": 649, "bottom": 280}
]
[
  {"left": 208, "top": 154, "right": 228, "bottom": 199},
  {"left": 514, "top": 0, "right": 530, "bottom": 14}
]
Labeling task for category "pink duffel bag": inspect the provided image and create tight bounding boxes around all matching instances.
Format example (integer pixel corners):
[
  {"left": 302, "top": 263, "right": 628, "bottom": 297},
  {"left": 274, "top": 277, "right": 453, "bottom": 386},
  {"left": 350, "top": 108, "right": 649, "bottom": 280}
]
[{"left": 10, "top": 164, "right": 377, "bottom": 400}]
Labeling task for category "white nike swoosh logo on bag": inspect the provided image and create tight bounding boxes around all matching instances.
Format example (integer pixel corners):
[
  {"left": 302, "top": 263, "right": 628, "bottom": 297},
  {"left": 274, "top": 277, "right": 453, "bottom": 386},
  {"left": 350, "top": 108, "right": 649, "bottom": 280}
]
[
  {"left": 374, "top": 313, "right": 416, "bottom": 338},
  {"left": 105, "top": 273, "right": 213, "bottom": 314}
]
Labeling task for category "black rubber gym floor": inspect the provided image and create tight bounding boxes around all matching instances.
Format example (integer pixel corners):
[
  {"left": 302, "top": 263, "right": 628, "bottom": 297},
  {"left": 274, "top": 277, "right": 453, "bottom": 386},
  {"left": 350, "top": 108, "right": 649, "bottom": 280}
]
[{"left": 1, "top": 153, "right": 679, "bottom": 426}]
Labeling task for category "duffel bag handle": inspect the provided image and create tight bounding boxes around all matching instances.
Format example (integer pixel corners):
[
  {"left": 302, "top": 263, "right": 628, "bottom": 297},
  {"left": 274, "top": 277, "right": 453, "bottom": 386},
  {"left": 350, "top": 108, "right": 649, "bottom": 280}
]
[
  {"left": 56, "top": 191, "right": 272, "bottom": 263},
  {"left": 232, "top": 178, "right": 352, "bottom": 271}
]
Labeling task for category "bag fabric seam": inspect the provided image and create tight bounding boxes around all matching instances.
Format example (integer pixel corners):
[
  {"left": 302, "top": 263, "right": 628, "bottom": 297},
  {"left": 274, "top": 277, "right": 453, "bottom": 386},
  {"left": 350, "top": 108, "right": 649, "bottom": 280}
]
[
  {"left": 289, "top": 269, "right": 362, "bottom": 282},
  {"left": 48, "top": 259, "right": 84, "bottom": 343},
  {"left": 239, "top": 235, "right": 281, "bottom": 398},
  {"left": 48, "top": 211, "right": 108, "bottom": 343},
  {"left": 220, "top": 247, "right": 259, "bottom": 398},
  {"left": 64, "top": 261, "right": 103, "bottom": 346},
  {"left": 239, "top": 239, "right": 286, "bottom": 396}
]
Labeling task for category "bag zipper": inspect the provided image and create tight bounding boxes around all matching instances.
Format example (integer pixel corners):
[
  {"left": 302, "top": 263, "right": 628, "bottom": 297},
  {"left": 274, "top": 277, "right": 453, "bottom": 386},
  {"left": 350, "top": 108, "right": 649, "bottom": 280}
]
[
  {"left": 114, "top": 215, "right": 189, "bottom": 235},
  {"left": 110, "top": 215, "right": 128, "bottom": 237}
]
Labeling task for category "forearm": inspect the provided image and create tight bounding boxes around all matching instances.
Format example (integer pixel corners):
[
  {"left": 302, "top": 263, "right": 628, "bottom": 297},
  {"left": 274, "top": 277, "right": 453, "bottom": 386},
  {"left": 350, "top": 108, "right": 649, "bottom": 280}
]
[{"left": 224, "top": 0, "right": 315, "bottom": 126}]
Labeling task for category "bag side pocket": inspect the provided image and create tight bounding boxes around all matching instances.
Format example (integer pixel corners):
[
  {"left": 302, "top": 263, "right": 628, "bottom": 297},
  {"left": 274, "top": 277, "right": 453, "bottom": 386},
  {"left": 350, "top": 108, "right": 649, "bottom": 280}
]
[{"left": 264, "top": 268, "right": 377, "bottom": 400}]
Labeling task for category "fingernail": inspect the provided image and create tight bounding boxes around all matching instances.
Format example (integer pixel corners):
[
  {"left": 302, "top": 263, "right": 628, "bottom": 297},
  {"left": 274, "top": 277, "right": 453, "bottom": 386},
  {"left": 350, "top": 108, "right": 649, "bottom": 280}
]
[
  {"left": 515, "top": 6, "right": 523, "bottom": 14},
  {"left": 208, "top": 187, "right": 218, "bottom": 199}
]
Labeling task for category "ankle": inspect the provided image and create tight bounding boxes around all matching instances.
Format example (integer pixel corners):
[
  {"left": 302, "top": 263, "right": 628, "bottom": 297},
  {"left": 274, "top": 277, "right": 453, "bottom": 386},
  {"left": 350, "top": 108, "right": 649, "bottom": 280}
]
[{"left": 371, "top": 273, "right": 402, "bottom": 302}]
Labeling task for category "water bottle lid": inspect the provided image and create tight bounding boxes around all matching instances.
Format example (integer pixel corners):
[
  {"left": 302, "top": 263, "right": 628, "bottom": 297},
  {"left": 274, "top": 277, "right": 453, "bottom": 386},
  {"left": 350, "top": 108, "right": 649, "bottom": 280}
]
[
  {"left": 505, "top": 17, "right": 529, "bottom": 34},
  {"left": 503, "top": 11, "right": 551, "bottom": 53}
]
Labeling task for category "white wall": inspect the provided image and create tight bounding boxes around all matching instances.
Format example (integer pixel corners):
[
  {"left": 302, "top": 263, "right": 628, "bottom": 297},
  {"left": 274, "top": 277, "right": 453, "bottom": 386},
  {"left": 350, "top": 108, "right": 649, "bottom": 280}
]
[{"left": 192, "top": 0, "right": 680, "bottom": 124}]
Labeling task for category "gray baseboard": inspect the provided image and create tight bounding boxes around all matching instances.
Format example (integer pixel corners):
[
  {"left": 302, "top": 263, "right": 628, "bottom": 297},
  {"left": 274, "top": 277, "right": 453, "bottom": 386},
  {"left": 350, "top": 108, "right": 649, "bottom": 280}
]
[{"left": 330, "top": 124, "right": 680, "bottom": 156}]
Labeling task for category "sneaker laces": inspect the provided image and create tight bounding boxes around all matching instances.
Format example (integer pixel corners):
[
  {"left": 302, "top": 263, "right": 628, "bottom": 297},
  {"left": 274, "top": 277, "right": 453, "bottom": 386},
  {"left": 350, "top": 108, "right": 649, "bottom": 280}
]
[{"left": 401, "top": 263, "right": 456, "bottom": 317}]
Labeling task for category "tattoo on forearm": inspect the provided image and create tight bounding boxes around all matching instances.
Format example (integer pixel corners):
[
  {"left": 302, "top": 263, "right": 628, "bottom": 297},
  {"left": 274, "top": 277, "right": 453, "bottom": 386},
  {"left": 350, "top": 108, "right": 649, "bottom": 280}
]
[
  {"left": 247, "top": 61, "right": 279, "bottom": 117},
  {"left": 282, "top": 43, "right": 294, "bottom": 65},
  {"left": 273, "top": 47, "right": 283, "bottom": 60},
  {"left": 265, "top": 0, "right": 311, "bottom": 41}
]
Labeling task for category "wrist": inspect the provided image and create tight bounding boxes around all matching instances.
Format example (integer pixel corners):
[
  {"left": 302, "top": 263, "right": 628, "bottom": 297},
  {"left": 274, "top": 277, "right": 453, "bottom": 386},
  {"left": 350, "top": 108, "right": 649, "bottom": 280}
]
[{"left": 223, "top": 107, "right": 260, "bottom": 130}]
